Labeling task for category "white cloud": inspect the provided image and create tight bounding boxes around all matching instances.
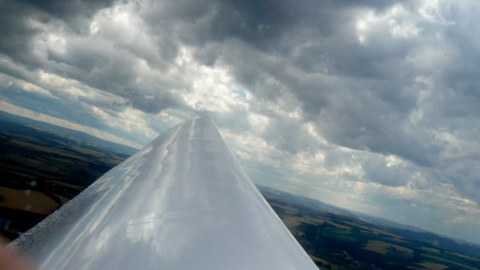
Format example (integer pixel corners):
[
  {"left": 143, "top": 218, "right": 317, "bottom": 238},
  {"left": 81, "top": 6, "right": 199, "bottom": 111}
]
[
  {"left": 355, "top": 4, "right": 421, "bottom": 45},
  {"left": 0, "top": 100, "right": 141, "bottom": 149}
]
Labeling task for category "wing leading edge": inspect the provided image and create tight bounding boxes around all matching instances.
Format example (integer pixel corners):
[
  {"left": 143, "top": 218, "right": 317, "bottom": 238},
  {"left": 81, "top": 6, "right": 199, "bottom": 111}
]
[{"left": 13, "top": 115, "right": 318, "bottom": 270}]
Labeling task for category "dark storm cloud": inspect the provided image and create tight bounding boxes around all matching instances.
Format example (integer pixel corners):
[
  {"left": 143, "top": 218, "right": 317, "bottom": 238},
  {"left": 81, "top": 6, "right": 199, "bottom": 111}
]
[
  {"left": 0, "top": 1, "right": 44, "bottom": 66},
  {"left": 202, "top": 0, "right": 299, "bottom": 50},
  {"left": 0, "top": 0, "right": 473, "bottom": 167},
  {"left": 10, "top": 0, "right": 199, "bottom": 114},
  {"left": 194, "top": 1, "right": 431, "bottom": 165},
  {"left": 161, "top": 0, "right": 401, "bottom": 50},
  {"left": 160, "top": 0, "right": 426, "bottom": 162},
  {"left": 50, "top": 42, "right": 183, "bottom": 113},
  {"left": 159, "top": 0, "right": 479, "bottom": 208},
  {"left": 51, "top": 0, "right": 480, "bottom": 184},
  {"left": 21, "top": 0, "right": 116, "bottom": 21},
  {"left": 1, "top": 0, "right": 408, "bottom": 118},
  {"left": 0, "top": 0, "right": 115, "bottom": 64}
]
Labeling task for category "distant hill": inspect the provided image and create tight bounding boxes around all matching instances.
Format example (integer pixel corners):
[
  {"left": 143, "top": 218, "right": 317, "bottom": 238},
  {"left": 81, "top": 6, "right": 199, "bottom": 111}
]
[{"left": 0, "top": 110, "right": 139, "bottom": 156}]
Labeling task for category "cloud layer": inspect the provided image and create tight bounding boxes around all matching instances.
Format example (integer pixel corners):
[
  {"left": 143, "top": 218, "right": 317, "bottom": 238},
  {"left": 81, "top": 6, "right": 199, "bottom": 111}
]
[{"left": 1, "top": 0, "right": 480, "bottom": 243}]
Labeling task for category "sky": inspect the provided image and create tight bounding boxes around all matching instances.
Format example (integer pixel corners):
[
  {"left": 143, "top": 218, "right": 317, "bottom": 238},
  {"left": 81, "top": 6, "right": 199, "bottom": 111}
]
[{"left": 1, "top": 0, "right": 480, "bottom": 244}]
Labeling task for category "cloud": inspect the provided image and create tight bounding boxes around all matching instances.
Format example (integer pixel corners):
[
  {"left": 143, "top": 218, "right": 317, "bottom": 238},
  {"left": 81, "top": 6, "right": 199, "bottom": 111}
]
[{"left": 0, "top": 99, "right": 141, "bottom": 149}]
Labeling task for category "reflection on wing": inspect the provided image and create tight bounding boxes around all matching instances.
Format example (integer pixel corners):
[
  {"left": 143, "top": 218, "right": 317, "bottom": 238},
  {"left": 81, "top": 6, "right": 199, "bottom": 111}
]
[{"left": 13, "top": 115, "right": 318, "bottom": 269}]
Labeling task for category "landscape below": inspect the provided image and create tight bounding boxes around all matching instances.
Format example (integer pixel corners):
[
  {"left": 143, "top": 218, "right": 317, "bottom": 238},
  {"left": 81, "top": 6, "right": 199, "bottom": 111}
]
[
  {"left": 0, "top": 112, "right": 479, "bottom": 270},
  {"left": 260, "top": 186, "right": 480, "bottom": 270}
]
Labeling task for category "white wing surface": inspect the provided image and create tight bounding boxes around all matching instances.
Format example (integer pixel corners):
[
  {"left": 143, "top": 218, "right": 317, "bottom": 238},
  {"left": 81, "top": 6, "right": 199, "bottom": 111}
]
[{"left": 13, "top": 115, "right": 318, "bottom": 270}]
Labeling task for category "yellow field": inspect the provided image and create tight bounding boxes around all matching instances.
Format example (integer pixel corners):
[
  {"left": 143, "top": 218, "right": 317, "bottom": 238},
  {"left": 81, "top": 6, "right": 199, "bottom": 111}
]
[
  {"left": 311, "top": 255, "right": 344, "bottom": 270},
  {"left": 0, "top": 187, "right": 60, "bottom": 215},
  {"left": 418, "top": 262, "right": 448, "bottom": 270},
  {"left": 363, "top": 240, "right": 413, "bottom": 255},
  {"left": 327, "top": 220, "right": 352, "bottom": 230}
]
